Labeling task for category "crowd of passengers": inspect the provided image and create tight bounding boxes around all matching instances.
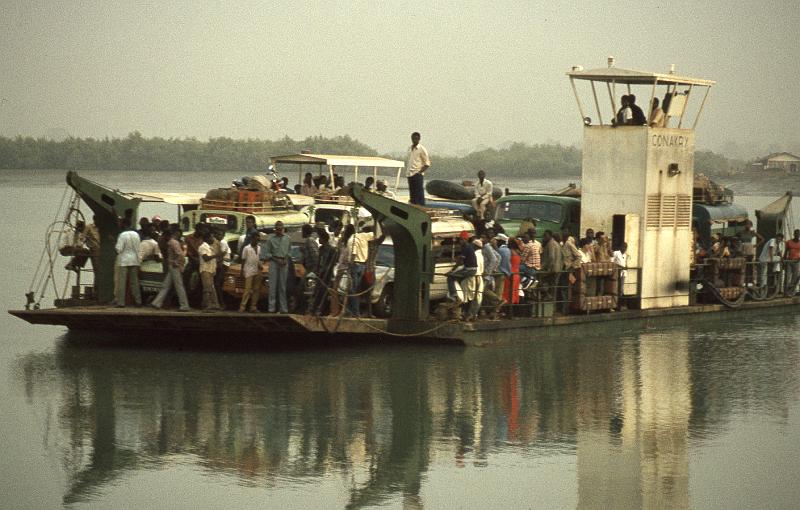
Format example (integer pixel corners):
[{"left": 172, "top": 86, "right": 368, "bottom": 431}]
[
  {"left": 693, "top": 220, "right": 800, "bottom": 295},
  {"left": 100, "top": 204, "right": 637, "bottom": 319}
]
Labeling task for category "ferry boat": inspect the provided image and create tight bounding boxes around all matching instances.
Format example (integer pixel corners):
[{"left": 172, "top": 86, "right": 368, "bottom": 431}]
[{"left": 9, "top": 62, "right": 800, "bottom": 346}]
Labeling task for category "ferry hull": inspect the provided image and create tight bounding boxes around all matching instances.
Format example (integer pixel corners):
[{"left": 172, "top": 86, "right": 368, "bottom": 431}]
[{"left": 10, "top": 296, "right": 800, "bottom": 347}]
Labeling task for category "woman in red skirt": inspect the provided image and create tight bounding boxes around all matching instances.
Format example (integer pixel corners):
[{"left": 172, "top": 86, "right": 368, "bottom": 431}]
[{"left": 504, "top": 237, "right": 522, "bottom": 304}]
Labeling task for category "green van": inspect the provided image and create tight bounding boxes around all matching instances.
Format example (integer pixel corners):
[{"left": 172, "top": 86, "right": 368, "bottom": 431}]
[{"left": 493, "top": 195, "right": 581, "bottom": 239}]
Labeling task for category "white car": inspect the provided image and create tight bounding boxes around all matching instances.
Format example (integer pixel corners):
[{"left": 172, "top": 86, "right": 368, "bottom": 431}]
[{"left": 369, "top": 217, "right": 475, "bottom": 317}]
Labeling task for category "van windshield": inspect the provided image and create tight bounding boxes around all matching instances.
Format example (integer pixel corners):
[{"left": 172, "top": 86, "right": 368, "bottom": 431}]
[
  {"left": 496, "top": 201, "right": 562, "bottom": 223},
  {"left": 314, "top": 209, "right": 345, "bottom": 225}
]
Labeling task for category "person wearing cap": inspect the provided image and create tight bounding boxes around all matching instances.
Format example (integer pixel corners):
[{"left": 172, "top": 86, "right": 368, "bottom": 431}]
[
  {"left": 496, "top": 234, "right": 511, "bottom": 289},
  {"left": 758, "top": 232, "right": 785, "bottom": 289},
  {"left": 446, "top": 231, "right": 478, "bottom": 305},
  {"left": 374, "top": 179, "right": 396, "bottom": 200},
  {"left": 471, "top": 170, "right": 493, "bottom": 220},
  {"left": 406, "top": 131, "right": 431, "bottom": 206}
]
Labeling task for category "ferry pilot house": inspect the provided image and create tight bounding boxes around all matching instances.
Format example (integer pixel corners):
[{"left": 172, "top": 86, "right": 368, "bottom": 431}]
[{"left": 567, "top": 59, "right": 715, "bottom": 309}]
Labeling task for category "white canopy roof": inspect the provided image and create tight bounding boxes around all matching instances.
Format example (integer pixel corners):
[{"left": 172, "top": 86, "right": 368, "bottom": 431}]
[
  {"left": 567, "top": 67, "right": 715, "bottom": 87},
  {"left": 129, "top": 192, "right": 205, "bottom": 205},
  {"left": 270, "top": 153, "right": 405, "bottom": 168}
]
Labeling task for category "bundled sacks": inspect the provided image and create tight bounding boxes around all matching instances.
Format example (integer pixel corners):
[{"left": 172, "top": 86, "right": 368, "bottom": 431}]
[{"left": 205, "top": 188, "right": 239, "bottom": 201}]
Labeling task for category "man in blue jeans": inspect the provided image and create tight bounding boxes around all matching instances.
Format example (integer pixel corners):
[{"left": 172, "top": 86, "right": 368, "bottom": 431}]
[
  {"left": 446, "top": 231, "right": 478, "bottom": 305},
  {"left": 406, "top": 131, "right": 431, "bottom": 206},
  {"left": 346, "top": 225, "right": 384, "bottom": 317}
]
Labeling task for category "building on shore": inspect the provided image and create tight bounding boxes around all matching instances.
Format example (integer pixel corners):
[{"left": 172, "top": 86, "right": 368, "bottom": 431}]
[{"left": 764, "top": 152, "right": 800, "bottom": 172}]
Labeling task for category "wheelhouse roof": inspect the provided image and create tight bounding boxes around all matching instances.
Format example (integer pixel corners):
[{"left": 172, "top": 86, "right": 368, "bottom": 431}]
[
  {"left": 567, "top": 67, "right": 715, "bottom": 87},
  {"left": 270, "top": 153, "right": 405, "bottom": 168}
]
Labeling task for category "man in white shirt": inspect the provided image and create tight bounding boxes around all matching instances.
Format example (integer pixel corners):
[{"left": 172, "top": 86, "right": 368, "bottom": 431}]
[
  {"left": 611, "top": 242, "right": 628, "bottom": 306},
  {"left": 758, "top": 233, "right": 785, "bottom": 289},
  {"left": 471, "top": 170, "right": 493, "bottom": 219},
  {"left": 406, "top": 131, "right": 431, "bottom": 206},
  {"left": 138, "top": 226, "right": 162, "bottom": 263},
  {"left": 239, "top": 235, "right": 262, "bottom": 312},
  {"left": 213, "top": 229, "right": 231, "bottom": 306},
  {"left": 115, "top": 217, "right": 142, "bottom": 307},
  {"left": 615, "top": 95, "right": 632, "bottom": 126},
  {"left": 198, "top": 232, "right": 221, "bottom": 310}
]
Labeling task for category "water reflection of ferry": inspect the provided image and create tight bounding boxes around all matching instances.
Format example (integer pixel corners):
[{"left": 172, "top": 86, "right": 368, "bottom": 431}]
[
  {"left": 15, "top": 316, "right": 799, "bottom": 506},
  {"left": 8, "top": 61, "right": 800, "bottom": 345}
]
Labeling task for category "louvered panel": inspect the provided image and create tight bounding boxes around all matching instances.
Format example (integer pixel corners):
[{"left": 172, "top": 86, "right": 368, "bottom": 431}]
[
  {"left": 676, "top": 194, "right": 692, "bottom": 228},
  {"left": 646, "top": 195, "right": 661, "bottom": 228},
  {"left": 661, "top": 195, "right": 677, "bottom": 227}
]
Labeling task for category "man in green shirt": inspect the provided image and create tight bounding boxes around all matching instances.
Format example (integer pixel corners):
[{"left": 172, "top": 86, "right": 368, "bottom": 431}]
[{"left": 263, "top": 221, "right": 292, "bottom": 313}]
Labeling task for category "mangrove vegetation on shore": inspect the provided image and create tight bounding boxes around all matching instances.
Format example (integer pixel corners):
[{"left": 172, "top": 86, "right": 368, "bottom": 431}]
[{"left": 0, "top": 132, "right": 743, "bottom": 178}]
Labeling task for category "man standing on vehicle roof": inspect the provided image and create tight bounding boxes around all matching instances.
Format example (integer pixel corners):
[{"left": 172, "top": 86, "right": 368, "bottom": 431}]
[{"left": 406, "top": 132, "right": 431, "bottom": 206}]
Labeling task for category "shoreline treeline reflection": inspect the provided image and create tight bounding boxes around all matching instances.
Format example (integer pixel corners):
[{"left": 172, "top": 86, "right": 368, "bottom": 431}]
[{"left": 15, "top": 314, "right": 799, "bottom": 508}]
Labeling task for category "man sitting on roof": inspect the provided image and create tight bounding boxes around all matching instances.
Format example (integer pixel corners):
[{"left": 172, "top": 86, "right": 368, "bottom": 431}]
[{"left": 471, "top": 170, "right": 493, "bottom": 220}]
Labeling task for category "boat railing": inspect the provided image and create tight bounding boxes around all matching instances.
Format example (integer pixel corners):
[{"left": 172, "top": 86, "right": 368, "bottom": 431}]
[
  {"left": 691, "top": 258, "right": 800, "bottom": 305},
  {"left": 432, "top": 264, "right": 643, "bottom": 319}
]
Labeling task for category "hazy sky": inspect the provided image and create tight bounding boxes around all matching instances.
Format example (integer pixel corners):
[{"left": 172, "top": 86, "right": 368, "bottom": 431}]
[{"left": 2, "top": 0, "right": 798, "bottom": 156}]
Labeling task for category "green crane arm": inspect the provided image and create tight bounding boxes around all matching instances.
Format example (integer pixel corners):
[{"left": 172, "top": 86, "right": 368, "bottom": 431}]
[
  {"left": 349, "top": 183, "right": 432, "bottom": 321},
  {"left": 66, "top": 171, "right": 142, "bottom": 304}
]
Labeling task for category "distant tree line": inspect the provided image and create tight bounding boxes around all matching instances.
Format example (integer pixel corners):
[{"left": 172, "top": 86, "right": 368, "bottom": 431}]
[
  {"left": 694, "top": 150, "right": 745, "bottom": 176},
  {"left": 0, "top": 132, "right": 742, "bottom": 178},
  {"left": 433, "top": 142, "right": 582, "bottom": 178},
  {"left": 0, "top": 132, "right": 377, "bottom": 173}
]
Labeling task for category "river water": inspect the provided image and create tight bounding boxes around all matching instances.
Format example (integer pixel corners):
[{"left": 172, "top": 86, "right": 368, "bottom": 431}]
[{"left": 2, "top": 169, "right": 799, "bottom": 509}]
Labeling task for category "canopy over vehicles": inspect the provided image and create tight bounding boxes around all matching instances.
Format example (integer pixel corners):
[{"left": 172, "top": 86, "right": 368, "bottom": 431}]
[{"left": 271, "top": 153, "right": 405, "bottom": 198}]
